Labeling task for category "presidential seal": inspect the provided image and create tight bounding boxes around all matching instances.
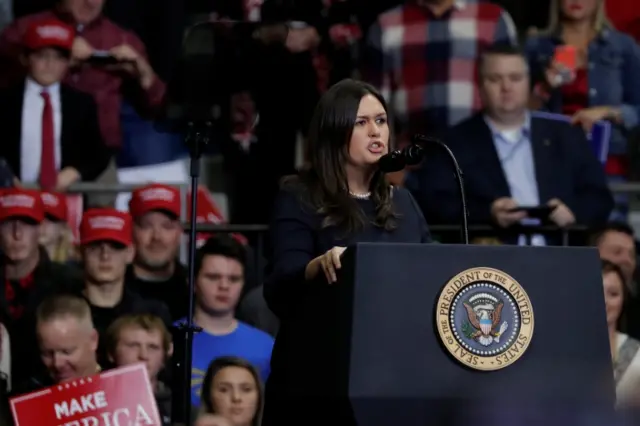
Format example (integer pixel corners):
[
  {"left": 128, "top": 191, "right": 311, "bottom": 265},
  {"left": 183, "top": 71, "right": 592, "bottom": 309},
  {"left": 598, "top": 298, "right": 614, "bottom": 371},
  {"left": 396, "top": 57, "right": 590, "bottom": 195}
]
[{"left": 435, "top": 267, "right": 534, "bottom": 371}]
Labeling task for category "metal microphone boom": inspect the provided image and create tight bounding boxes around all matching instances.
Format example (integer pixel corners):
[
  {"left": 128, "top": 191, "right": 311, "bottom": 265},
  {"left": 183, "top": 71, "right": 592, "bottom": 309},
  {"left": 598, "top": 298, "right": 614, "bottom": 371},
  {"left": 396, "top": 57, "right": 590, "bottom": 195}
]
[{"left": 378, "top": 135, "right": 469, "bottom": 244}]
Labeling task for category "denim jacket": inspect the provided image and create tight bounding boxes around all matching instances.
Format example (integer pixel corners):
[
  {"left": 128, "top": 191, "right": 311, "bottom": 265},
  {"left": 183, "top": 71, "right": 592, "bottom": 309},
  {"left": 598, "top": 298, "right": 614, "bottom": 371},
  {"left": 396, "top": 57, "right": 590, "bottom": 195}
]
[{"left": 523, "top": 28, "right": 640, "bottom": 155}]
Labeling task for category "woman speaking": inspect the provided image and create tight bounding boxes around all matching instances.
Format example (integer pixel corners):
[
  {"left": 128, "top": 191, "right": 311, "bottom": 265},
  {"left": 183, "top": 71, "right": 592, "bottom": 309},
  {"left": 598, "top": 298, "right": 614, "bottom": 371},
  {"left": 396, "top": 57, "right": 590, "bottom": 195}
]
[{"left": 262, "top": 79, "right": 432, "bottom": 424}]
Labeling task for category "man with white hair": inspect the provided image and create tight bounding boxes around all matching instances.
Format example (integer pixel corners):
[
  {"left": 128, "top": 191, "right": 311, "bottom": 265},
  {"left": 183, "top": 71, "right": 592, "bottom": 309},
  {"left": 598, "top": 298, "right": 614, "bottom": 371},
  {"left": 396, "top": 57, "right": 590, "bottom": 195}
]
[{"left": 16, "top": 293, "right": 99, "bottom": 392}]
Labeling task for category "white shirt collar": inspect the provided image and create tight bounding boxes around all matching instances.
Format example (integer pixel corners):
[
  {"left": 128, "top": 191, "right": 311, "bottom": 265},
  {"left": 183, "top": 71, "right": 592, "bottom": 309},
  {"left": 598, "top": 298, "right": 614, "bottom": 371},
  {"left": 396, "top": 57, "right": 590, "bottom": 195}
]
[
  {"left": 25, "top": 77, "right": 60, "bottom": 99},
  {"left": 484, "top": 112, "right": 531, "bottom": 144}
]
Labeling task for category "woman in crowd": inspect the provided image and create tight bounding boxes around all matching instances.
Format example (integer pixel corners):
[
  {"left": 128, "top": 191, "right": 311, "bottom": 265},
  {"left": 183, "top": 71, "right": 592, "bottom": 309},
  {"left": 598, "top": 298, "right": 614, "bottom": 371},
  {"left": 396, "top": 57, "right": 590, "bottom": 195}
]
[
  {"left": 525, "top": 0, "right": 640, "bottom": 221},
  {"left": 262, "top": 78, "right": 432, "bottom": 424},
  {"left": 602, "top": 259, "right": 640, "bottom": 407},
  {"left": 195, "top": 356, "right": 263, "bottom": 426},
  {"left": 39, "top": 192, "right": 75, "bottom": 264}
]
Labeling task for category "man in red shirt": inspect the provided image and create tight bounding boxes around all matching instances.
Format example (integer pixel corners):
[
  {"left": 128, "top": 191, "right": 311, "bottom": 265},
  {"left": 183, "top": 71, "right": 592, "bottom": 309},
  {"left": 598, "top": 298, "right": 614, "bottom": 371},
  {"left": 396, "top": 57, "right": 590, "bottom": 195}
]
[{"left": 0, "top": 0, "right": 165, "bottom": 151}]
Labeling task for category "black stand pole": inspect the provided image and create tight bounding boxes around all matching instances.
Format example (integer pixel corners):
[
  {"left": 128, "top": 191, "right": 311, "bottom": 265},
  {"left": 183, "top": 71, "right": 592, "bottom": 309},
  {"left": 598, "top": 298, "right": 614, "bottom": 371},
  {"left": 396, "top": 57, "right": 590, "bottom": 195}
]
[
  {"left": 174, "top": 121, "right": 210, "bottom": 426},
  {"left": 411, "top": 135, "right": 470, "bottom": 245},
  {"left": 431, "top": 139, "right": 469, "bottom": 245}
]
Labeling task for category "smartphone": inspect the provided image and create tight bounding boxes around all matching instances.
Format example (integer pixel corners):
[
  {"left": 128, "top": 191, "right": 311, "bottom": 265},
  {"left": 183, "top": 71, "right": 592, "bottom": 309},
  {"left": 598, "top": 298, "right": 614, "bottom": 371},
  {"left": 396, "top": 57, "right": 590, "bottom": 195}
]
[
  {"left": 553, "top": 45, "right": 576, "bottom": 85},
  {"left": 554, "top": 45, "right": 576, "bottom": 69},
  {"left": 86, "top": 51, "right": 121, "bottom": 66},
  {"left": 508, "top": 206, "right": 554, "bottom": 220}
]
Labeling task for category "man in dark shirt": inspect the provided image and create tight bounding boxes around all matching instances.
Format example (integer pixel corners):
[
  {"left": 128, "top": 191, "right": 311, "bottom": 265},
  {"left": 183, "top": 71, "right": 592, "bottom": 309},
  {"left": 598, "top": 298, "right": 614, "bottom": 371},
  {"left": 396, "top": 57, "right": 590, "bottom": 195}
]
[
  {"left": 126, "top": 183, "right": 187, "bottom": 321},
  {"left": 0, "top": 187, "right": 79, "bottom": 385},
  {"left": 77, "top": 207, "right": 170, "bottom": 365}
]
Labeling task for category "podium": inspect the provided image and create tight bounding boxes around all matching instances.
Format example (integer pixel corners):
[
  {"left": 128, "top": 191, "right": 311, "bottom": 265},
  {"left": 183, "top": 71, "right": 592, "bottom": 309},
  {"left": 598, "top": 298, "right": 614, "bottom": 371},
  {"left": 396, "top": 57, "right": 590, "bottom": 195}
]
[{"left": 293, "top": 243, "right": 616, "bottom": 426}]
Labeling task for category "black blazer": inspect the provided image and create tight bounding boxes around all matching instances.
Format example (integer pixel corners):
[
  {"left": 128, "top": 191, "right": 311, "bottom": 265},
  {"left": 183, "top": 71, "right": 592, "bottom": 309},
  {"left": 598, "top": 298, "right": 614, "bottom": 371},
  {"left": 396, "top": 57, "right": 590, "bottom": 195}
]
[
  {"left": 410, "top": 112, "right": 614, "bottom": 228},
  {"left": 0, "top": 81, "right": 111, "bottom": 182}
]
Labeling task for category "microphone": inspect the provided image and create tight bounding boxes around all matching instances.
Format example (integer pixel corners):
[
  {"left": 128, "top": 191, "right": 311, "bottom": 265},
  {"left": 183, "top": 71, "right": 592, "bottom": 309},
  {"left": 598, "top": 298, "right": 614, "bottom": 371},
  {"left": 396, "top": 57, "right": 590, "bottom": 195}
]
[
  {"left": 377, "top": 134, "right": 470, "bottom": 244},
  {"left": 377, "top": 143, "right": 425, "bottom": 173}
]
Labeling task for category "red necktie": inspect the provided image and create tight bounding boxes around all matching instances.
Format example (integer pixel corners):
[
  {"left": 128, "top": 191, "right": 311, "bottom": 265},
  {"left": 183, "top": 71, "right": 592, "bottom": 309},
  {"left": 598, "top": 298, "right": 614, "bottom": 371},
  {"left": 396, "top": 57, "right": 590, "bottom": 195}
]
[{"left": 40, "top": 90, "right": 56, "bottom": 190}]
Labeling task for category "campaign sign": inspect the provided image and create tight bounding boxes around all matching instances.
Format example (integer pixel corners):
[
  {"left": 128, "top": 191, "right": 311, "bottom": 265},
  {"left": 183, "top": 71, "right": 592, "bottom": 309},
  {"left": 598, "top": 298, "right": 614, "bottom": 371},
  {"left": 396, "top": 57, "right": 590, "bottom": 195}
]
[
  {"left": 10, "top": 363, "right": 160, "bottom": 426},
  {"left": 187, "top": 185, "right": 248, "bottom": 247}
]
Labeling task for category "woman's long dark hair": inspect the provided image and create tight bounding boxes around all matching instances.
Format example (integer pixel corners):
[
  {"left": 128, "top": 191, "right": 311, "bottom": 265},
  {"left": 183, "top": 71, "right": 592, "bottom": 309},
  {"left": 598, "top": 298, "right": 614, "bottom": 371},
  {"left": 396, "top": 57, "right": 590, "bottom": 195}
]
[
  {"left": 283, "top": 79, "right": 397, "bottom": 234},
  {"left": 601, "top": 259, "right": 632, "bottom": 333},
  {"left": 200, "top": 356, "right": 263, "bottom": 426}
]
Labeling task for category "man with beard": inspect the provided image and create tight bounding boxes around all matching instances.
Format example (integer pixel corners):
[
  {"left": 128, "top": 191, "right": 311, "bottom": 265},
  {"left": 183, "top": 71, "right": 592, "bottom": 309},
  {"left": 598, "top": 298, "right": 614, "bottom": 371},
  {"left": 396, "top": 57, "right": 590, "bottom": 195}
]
[
  {"left": 126, "top": 183, "right": 188, "bottom": 321},
  {"left": 78, "top": 207, "right": 171, "bottom": 366}
]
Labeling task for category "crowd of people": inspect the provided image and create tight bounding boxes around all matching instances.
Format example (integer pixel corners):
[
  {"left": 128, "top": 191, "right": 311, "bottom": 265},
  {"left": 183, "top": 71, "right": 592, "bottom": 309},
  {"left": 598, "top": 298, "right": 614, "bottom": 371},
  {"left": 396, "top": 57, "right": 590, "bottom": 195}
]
[
  {"left": 0, "top": 0, "right": 639, "bottom": 424},
  {"left": 0, "top": 184, "right": 274, "bottom": 425}
]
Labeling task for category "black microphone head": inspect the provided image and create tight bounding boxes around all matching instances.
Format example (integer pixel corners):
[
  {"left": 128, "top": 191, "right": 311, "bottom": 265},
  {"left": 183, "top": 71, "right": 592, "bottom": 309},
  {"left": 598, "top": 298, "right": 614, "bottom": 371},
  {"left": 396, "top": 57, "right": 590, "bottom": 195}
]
[
  {"left": 378, "top": 150, "right": 406, "bottom": 173},
  {"left": 404, "top": 144, "right": 424, "bottom": 166}
]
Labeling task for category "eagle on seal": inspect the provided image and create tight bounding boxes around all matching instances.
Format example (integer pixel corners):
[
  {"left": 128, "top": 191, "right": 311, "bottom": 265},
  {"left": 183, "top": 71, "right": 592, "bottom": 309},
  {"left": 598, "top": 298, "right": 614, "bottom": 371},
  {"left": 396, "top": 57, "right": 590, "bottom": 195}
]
[{"left": 463, "top": 300, "right": 508, "bottom": 347}]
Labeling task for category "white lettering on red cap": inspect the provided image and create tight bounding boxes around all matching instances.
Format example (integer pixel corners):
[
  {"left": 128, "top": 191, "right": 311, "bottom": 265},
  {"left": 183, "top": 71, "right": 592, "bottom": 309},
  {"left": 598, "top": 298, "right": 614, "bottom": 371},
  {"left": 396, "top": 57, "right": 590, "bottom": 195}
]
[
  {"left": 89, "top": 216, "right": 125, "bottom": 231},
  {"left": 140, "top": 188, "right": 174, "bottom": 202},
  {"left": 207, "top": 213, "right": 223, "bottom": 224},
  {"left": 195, "top": 214, "right": 222, "bottom": 224},
  {"left": 36, "top": 25, "right": 71, "bottom": 41},
  {"left": 1, "top": 194, "right": 35, "bottom": 208},
  {"left": 41, "top": 193, "right": 58, "bottom": 207}
]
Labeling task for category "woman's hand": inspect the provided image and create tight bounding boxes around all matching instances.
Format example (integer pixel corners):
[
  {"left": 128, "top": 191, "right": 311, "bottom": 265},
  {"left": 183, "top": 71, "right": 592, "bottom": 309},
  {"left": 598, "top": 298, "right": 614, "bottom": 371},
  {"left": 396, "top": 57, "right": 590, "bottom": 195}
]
[
  {"left": 55, "top": 167, "right": 81, "bottom": 192},
  {"left": 320, "top": 246, "right": 347, "bottom": 284},
  {"left": 571, "top": 106, "right": 618, "bottom": 132},
  {"left": 544, "top": 60, "right": 574, "bottom": 89}
]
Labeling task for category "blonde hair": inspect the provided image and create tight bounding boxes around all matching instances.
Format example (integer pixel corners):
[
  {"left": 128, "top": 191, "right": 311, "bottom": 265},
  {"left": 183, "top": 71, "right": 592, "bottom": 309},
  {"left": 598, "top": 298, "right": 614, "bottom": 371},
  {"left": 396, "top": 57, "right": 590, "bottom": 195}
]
[
  {"left": 51, "top": 226, "right": 77, "bottom": 264},
  {"left": 105, "top": 314, "right": 172, "bottom": 357},
  {"left": 541, "top": 0, "right": 611, "bottom": 36},
  {"left": 36, "top": 294, "right": 93, "bottom": 327}
]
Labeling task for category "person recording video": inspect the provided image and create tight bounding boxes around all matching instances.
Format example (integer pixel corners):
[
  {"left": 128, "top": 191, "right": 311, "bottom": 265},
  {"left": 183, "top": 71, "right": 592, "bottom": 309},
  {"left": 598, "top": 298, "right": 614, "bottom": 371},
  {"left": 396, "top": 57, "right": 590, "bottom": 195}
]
[
  {"left": 261, "top": 79, "right": 432, "bottom": 425},
  {"left": 0, "top": 18, "right": 109, "bottom": 192},
  {"left": 0, "top": 0, "right": 166, "bottom": 206}
]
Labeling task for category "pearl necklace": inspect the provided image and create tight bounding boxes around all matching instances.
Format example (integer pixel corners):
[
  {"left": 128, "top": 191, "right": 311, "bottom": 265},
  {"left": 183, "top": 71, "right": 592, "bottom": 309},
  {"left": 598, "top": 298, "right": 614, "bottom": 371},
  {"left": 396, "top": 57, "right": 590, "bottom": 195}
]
[{"left": 349, "top": 191, "right": 371, "bottom": 200}]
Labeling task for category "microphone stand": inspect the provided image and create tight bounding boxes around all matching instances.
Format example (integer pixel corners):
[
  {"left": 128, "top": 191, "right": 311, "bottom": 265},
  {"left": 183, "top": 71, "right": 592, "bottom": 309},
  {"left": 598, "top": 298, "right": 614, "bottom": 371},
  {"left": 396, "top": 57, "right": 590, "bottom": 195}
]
[
  {"left": 413, "top": 135, "right": 470, "bottom": 245},
  {"left": 174, "top": 121, "right": 209, "bottom": 426}
]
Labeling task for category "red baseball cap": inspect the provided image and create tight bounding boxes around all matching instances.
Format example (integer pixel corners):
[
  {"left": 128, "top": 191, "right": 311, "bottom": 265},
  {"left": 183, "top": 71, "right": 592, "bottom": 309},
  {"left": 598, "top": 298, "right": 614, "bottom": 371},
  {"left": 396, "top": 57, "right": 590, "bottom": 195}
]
[
  {"left": 41, "top": 192, "right": 67, "bottom": 222},
  {"left": 129, "top": 184, "right": 181, "bottom": 219},
  {"left": 23, "top": 19, "right": 75, "bottom": 52},
  {"left": 80, "top": 208, "right": 132, "bottom": 246},
  {"left": 0, "top": 188, "right": 45, "bottom": 223}
]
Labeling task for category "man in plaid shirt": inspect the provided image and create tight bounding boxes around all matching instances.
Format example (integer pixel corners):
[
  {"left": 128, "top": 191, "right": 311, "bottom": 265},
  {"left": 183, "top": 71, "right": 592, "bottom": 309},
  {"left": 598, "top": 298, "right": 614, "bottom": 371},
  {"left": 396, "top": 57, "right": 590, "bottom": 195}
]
[{"left": 364, "top": 0, "right": 518, "bottom": 144}]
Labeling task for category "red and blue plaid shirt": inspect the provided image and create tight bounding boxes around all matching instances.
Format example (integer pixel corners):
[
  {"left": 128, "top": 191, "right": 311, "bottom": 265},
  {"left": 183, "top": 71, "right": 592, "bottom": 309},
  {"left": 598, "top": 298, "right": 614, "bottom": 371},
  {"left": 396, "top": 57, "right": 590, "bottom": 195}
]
[{"left": 364, "top": 0, "right": 517, "bottom": 144}]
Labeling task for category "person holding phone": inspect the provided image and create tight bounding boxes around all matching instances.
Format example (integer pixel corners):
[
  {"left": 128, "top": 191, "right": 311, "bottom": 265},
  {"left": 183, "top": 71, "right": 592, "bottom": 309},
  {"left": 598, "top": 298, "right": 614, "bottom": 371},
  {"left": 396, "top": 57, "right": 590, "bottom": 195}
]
[
  {"left": 0, "top": 0, "right": 167, "bottom": 207},
  {"left": 262, "top": 79, "right": 431, "bottom": 425},
  {"left": 0, "top": 19, "right": 110, "bottom": 192},
  {"left": 524, "top": 0, "right": 640, "bottom": 221},
  {"left": 409, "top": 44, "right": 613, "bottom": 242}
]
